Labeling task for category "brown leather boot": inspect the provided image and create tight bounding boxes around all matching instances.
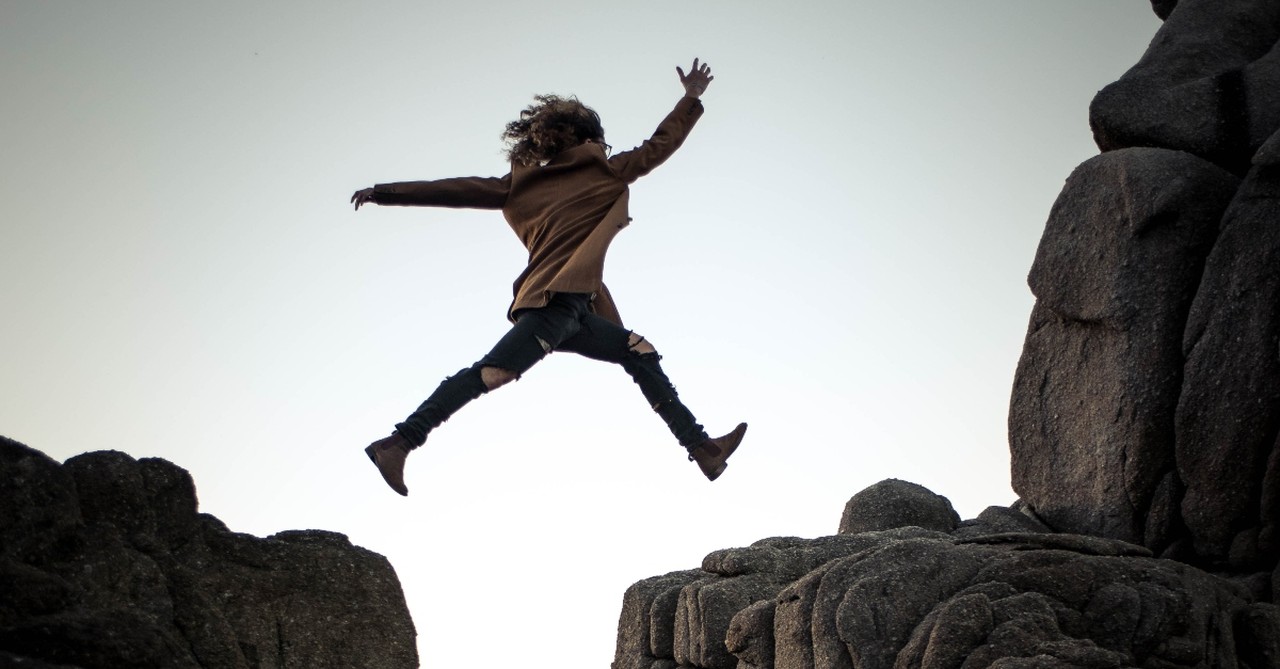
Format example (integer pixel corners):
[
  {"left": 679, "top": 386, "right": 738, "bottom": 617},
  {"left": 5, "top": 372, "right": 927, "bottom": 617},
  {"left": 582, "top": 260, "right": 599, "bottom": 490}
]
[
  {"left": 365, "top": 432, "right": 412, "bottom": 496},
  {"left": 688, "top": 422, "right": 747, "bottom": 481}
]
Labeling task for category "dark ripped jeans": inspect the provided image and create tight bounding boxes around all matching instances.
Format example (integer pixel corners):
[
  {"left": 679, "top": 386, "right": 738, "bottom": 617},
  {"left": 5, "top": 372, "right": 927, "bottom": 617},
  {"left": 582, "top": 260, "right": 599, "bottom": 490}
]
[{"left": 395, "top": 292, "right": 709, "bottom": 450}]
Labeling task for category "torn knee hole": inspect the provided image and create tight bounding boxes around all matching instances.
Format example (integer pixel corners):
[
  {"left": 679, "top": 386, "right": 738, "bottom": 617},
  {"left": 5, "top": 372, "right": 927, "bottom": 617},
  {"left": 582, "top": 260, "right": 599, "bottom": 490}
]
[
  {"left": 535, "top": 336, "right": 552, "bottom": 353},
  {"left": 480, "top": 365, "right": 519, "bottom": 389},
  {"left": 627, "top": 333, "right": 658, "bottom": 355}
]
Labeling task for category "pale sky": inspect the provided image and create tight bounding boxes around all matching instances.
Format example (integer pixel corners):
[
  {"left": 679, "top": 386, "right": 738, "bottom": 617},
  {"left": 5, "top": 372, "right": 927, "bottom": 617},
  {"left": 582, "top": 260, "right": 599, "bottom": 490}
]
[{"left": 1, "top": 2, "right": 1160, "bottom": 666}]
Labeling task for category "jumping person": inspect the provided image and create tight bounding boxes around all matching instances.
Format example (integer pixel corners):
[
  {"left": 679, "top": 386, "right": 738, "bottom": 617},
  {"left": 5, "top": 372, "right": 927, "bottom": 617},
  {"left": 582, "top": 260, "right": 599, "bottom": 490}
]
[{"left": 352, "top": 59, "right": 746, "bottom": 496}]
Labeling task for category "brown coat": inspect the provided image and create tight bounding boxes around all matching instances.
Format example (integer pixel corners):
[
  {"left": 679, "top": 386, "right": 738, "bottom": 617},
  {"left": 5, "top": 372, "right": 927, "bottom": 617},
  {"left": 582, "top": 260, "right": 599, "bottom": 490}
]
[{"left": 372, "top": 96, "right": 705, "bottom": 325}]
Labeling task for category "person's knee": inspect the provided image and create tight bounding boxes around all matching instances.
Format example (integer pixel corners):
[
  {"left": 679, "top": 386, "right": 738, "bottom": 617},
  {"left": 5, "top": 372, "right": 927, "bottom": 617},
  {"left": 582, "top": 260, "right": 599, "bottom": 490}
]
[
  {"left": 627, "top": 332, "right": 658, "bottom": 356},
  {"left": 480, "top": 365, "right": 519, "bottom": 391}
]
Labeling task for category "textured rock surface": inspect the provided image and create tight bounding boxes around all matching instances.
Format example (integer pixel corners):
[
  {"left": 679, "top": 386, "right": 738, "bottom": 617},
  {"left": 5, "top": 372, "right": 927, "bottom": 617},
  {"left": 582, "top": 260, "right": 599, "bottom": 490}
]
[
  {"left": 614, "top": 480, "right": 1280, "bottom": 669},
  {"left": 838, "top": 478, "right": 960, "bottom": 535},
  {"left": 0, "top": 436, "right": 418, "bottom": 669},
  {"left": 1175, "top": 132, "right": 1280, "bottom": 568},
  {"left": 1008, "top": 148, "right": 1238, "bottom": 548},
  {"left": 1010, "top": 2, "right": 1280, "bottom": 579},
  {"left": 1091, "top": 0, "right": 1280, "bottom": 173}
]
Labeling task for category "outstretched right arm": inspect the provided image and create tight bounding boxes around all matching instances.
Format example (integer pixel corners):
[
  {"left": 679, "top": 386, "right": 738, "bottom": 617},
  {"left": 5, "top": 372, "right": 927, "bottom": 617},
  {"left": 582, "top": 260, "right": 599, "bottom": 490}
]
[{"left": 351, "top": 174, "right": 511, "bottom": 211}]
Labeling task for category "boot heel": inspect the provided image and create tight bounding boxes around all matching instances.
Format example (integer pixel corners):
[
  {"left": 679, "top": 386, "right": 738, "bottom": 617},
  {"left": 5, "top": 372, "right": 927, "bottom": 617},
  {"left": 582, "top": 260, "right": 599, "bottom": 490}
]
[{"left": 690, "top": 422, "right": 746, "bottom": 481}]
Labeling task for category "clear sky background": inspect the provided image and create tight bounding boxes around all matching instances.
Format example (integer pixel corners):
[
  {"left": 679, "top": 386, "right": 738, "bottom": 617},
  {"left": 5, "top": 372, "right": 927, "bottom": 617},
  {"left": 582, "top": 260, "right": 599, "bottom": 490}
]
[{"left": 2, "top": 2, "right": 1160, "bottom": 666}]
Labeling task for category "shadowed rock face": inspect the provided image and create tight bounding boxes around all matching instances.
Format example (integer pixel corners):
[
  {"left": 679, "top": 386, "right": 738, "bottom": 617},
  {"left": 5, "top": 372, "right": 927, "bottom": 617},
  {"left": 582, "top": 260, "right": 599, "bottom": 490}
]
[
  {"left": 0, "top": 436, "right": 417, "bottom": 669},
  {"left": 1176, "top": 135, "right": 1280, "bottom": 569},
  {"left": 1091, "top": 0, "right": 1280, "bottom": 174},
  {"left": 1009, "top": 148, "right": 1238, "bottom": 549},
  {"left": 613, "top": 480, "right": 1280, "bottom": 669},
  {"left": 1009, "top": 0, "right": 1280, "bottom": 576}
]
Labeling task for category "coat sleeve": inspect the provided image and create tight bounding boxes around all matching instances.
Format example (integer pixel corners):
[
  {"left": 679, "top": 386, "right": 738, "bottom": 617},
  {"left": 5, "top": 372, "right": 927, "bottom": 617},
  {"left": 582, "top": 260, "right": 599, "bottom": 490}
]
[
  {"left": 371, "top": 174, "right": 511, "bottom": 209},
  {"left": 607, "top": 97, "right": 705, "bottom": 184}
]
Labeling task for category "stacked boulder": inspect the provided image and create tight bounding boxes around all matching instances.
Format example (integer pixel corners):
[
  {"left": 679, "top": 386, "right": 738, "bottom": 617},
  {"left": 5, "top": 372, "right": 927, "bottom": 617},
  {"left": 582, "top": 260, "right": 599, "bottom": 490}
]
[
  {"left": 613, "top": 480, "right": 1279, "bottom": 669},
  {"left": 0, "top": 436, "right": 418, "bottom": 668},
  {"left": 614, "top": 478, "right": 1274, "bottom": 669},
  {"left": 1010, "top": 0, "right": 1280, "bottom": 576}
]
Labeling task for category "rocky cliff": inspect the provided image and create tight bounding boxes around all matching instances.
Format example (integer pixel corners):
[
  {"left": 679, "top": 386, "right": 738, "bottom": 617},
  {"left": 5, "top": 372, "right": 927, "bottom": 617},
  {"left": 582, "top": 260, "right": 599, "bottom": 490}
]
[
  {"left": 612, "top": 480, "right": 1279, "bottom": 669},
  {"left": 0, "top": 436, "right": 417, "bottom": 669},
  {"left": 613, "top": 2, "right": 1280, "bottom": 667}
]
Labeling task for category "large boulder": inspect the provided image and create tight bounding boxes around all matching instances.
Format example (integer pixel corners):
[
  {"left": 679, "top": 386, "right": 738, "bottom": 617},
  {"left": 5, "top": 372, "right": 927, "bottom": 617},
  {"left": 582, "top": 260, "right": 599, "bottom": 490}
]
[
  {"left": 0, "top": 436, "right": 418, "bottom": 669},
  {"left": 838, "top": 478, "right": 960, "bottom": 535},
  {"left": 1009, "top": 148, "right": 1238, "bottom": 548},
  {"left": 1090, "top": 0, "right": 1280, "bottom": 173}
]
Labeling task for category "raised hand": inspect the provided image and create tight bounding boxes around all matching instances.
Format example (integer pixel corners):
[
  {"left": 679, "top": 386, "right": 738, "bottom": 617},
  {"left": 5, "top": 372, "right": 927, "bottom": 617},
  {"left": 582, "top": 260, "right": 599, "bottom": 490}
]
[{"left": 676, "top": 58, "right": 713, "bottom": 99}]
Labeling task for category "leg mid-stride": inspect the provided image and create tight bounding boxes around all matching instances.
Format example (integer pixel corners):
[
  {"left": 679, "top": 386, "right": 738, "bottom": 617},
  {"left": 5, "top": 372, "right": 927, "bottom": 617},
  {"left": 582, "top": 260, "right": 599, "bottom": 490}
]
[{"left": 363, "top": 296, "right": 747, "bottom": 496}]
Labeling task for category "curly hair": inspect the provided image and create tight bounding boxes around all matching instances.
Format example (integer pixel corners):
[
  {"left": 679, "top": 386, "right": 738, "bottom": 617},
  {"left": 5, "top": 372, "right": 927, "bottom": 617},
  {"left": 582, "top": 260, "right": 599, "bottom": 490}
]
[{"left": 502, "top": 94, "right": 608, "bottom": 166}]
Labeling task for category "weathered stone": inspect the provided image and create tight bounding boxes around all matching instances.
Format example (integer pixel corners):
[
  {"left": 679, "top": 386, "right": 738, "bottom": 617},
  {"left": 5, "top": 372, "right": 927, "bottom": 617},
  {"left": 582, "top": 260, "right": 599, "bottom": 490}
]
[
  {"left": 64, "top": 450, "right": 160, "bottom": 549},
  {"left": 0, "top": 559, "right": 74, "bottom": 626},
  {"left": 0, "top": 438, "right": 418, "bottom": 668},
  {"left": 138, "top": 456, "right": 201, "bottom": 550},
  {"left": 838, "top": 479, "right": 960, "bottom": 535},
  {"left": 772, "top": 564, "right": 826, "bottom": 669},
  {"left": 1090, "top": 0, "right": 1280, "bottom": 172},
  {"left": 674, "top": 531, "right": 947, "bottom": 669},
  {"left": 832, "top": 539, "right": 992, "bottom": 669},
  {"left": 204, "top": 529, "right": 418, "bottom": 668},
  {"left": 1010, "top": 148, "right": 1238, "bottom": 547},
  {"left": 624, "top": 482, "right": 1280, "bottom": 669},
  {"left": 952, "top": 505, "right": 1054, "bottom": 542},
  {"left": 612, "top": 569, "right": 704, "bottom": 669},
  {"left": 703, "top": 544, "right": 783, "bottom": 577},
  {"left": 675, "top": 573, "right": 781, "bottom": 669},
  {"left": 1235, "top": 603, "right": 1280, "bottom": 669},
  {"left": 957, "top": 533, "right": 1152, "bottom": 558},
  {"left": 0, "top": 438, "right": 81, "bottom": 566},
  {"left": 898, "top": 592, "right": 994, "bottom": 669},
  {"left": 697, "top": 528, "right": 945, "bottom": 669},
  {"left": 725, "top": 599, "right": 774, "bottom": 669},
  {"left": 1175, "top": 140, "right": 1280, "bottom": 567}
]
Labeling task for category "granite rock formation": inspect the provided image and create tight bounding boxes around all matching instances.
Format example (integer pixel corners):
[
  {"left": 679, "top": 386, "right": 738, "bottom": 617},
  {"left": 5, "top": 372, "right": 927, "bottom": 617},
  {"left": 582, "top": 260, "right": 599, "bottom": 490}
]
[
  {"left": 0, "top": 436, "right": 417, "bottom": 669},
  {"left": 1012, "top": 0, "right": 1280, "bottom": 576},
  {"left": 615, "top": 3, "right": 1280, "bottom": 667},
  {"left": 613, "top": 479, "right": 1280, "bottom": 669}
]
